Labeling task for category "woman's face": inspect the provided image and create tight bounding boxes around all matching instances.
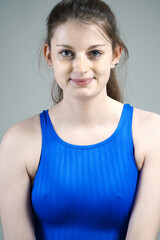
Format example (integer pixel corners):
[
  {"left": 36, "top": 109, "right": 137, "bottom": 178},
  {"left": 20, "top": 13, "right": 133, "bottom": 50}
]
[{"left": 44, "top": 19, "right": 121, "bottom": 100}]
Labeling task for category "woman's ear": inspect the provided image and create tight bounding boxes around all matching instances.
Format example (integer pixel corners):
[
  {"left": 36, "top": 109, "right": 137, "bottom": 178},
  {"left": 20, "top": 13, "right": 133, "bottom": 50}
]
[
  {"left": 43, "top": 44, "right": 53, "bottom": 66},
  {"left": 111, "top": 45, "right": 122, "bottom": 69}
]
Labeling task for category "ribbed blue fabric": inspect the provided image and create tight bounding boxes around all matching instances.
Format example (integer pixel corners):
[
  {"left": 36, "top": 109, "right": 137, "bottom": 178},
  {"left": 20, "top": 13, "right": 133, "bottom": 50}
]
[{"left": 31, "top": 103, "right": 140, "bottom": 240}]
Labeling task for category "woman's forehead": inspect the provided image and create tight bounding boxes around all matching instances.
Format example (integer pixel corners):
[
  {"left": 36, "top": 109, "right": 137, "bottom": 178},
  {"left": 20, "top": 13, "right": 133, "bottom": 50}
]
[{"left": 51, "top": 19, "right": 111, "bottom": 46}]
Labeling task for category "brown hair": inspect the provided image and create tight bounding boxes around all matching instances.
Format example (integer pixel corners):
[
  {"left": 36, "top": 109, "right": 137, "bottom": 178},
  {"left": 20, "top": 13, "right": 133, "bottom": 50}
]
[{"left": 41, "top": 0, "right": 129, "bottom": 104}]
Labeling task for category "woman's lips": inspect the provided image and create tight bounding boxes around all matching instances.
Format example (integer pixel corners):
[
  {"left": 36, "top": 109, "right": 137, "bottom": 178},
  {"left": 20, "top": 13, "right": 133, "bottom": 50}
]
[{"left": 70, "top": 78, "right": 94, "bottom": 86}]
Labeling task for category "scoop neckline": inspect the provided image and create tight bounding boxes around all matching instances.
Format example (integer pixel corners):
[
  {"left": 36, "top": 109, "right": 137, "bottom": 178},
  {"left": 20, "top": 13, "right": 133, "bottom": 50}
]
[{"left": 45, "top": 103, "right": 129, "bottom": 149}]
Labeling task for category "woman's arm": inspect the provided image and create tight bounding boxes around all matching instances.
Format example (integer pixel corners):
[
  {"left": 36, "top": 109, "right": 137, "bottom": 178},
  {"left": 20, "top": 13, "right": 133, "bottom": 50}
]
[
  {"left": 126, "top": 113, "right": 160, "bottom": 240},
  {"left": 0, "top": 123, "right": 36, "bottom": 240}
]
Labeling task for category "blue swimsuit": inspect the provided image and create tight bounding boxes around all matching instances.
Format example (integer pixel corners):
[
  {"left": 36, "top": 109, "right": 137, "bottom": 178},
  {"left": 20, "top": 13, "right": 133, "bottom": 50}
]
[{"left": 31, "top": 103, "right": 140, "bottom": 240}]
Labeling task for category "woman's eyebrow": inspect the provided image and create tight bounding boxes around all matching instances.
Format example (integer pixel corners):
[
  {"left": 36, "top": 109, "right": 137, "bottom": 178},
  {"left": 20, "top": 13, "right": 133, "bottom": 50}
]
[{"left": 56, "top": 44, "right": 106, "bottom": 50}]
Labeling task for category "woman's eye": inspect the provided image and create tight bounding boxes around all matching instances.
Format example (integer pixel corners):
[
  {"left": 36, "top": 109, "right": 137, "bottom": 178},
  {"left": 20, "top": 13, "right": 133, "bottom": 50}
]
[
  {"left": 59, "top": 50, "right": 73, "bottom": 58},
  {"left": 59, "top": 49, "right": 103, "bottom": 59},
  {"left": 89, "top": 50, "right": 102, "bottom": 58}
]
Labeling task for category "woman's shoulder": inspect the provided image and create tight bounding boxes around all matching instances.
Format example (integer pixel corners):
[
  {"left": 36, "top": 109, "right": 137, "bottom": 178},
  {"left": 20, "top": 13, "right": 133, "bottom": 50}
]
[
  {"left": 133, "top": 105, "right": 160, "bottom": 134},
  {"left": 133, "top": 105, "right": 160, "bottom": 122},
  {"left": 132, "top": 105, "right": 160, "bottom": 170},
  {"left": 0, "top": 113, "right": 42, "bottom": 181},
  {"left": 126, "top": 105, "right": 160, "bottom": 237},
  {"left": 1, "top": 113, "right": 41, "bottom": 145}
]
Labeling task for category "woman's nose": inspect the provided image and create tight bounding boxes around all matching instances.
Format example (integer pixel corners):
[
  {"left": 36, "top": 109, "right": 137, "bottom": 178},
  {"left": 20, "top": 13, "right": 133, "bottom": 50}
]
[{"left": 72, "top": 54, "right": 90, "bottom": 73}]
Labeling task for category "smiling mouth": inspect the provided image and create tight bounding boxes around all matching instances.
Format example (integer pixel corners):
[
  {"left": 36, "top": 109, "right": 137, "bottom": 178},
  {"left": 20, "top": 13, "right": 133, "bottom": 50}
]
[
  {"left": 70, "top": 78, "right": 94, "bottom": 86},
  {"left": 70, "top": 78, "right": 95, "bottom": 82}
]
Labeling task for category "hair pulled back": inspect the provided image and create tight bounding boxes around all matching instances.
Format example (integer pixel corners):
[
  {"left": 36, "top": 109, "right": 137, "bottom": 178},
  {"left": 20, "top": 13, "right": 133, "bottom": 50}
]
[{"left": 44, "top": 0, "right": 129, "bottom": 104}]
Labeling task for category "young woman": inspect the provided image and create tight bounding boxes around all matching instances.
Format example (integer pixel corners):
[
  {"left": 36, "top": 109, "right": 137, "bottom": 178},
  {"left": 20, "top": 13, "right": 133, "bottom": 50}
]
[{"left": 0, "top": 0, "right": 160, "bottom": 239}]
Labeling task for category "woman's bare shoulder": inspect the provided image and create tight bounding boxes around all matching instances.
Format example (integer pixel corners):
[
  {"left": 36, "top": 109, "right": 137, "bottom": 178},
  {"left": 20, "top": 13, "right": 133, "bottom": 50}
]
[
  {"left": 0, "top": 114, "right": 41, "bottom": 239},
  {"left": 132, "top": 105, "right": 160, "bottom": 170},
  {"left": 126, "top": 107, "right": 160, "bottom": 237},
  {"left": 133, "top": 106, "right": 160, "bottom": 125},
  {"left": 133, "top": 106, "right": 160, "bottom": 137},
  {"left": 0, "top": 113, "right": 42, "bottom": 181},
  {"left": 1, "top": 114, "right": 41, "bottom": 152}
]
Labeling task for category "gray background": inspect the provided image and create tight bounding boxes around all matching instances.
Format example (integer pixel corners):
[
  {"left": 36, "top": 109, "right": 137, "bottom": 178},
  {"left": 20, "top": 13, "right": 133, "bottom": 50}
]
[{"left": 0, "top": 0, "right": 160, "bottom": 239}]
